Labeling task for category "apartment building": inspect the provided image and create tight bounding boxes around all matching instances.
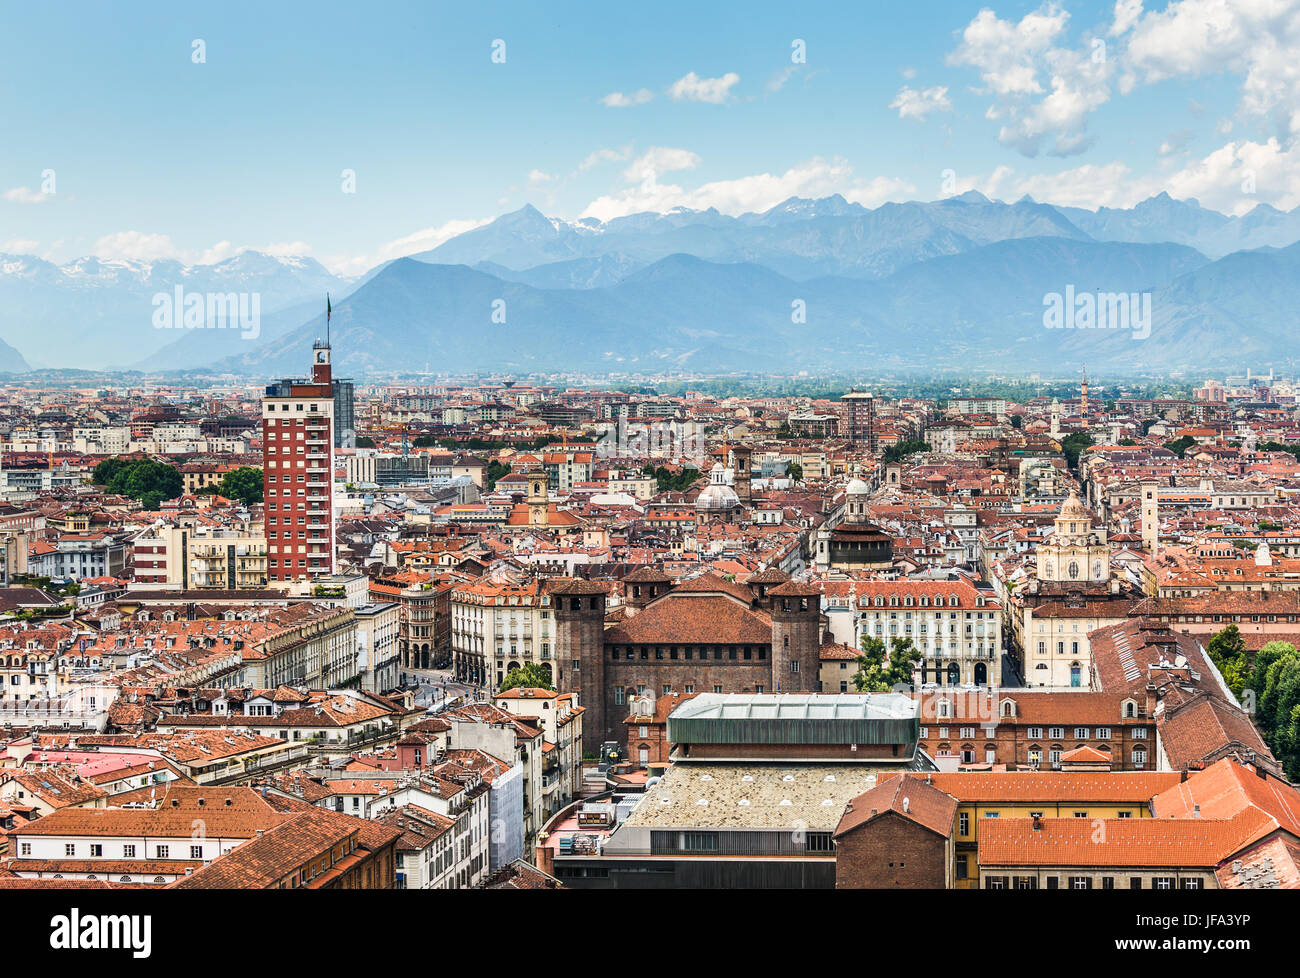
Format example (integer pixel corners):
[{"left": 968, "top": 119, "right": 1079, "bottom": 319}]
[{"left": 263, "top": 340, "right": 336, "bottom": 581}]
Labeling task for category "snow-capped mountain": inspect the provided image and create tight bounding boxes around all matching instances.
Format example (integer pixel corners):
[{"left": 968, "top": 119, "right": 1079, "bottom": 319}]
[{"left": 0, "top": 251, "right": 351, "bottom": 370}]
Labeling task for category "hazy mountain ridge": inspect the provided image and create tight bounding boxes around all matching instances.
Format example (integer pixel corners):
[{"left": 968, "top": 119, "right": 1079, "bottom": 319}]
[
  {"left": 6, "top": 192, "right": 1300, "bottom": 375},
  {"left": 221, "top": 237, "right": 1288, "bottom": 376}
]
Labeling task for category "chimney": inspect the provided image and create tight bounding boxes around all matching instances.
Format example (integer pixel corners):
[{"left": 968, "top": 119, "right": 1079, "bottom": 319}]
[
  {"left": 1193, "top": 804, "right": 1201, "bottom": 818},
  {"left": 1144, "top": 682, "right": 1158, "bottom": 717},
  {"left": 902, "top": 797, "right": 910, "bottom": 814},
  {"left": 535, "top": 833, "right": 554, "bottom": 877}
]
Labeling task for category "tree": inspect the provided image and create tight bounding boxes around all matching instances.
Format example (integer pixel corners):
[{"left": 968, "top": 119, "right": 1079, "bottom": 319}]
[
  {"left": 1009, "top": 414, "right": 1023, "bottom": 429},
  {"left": 882, "top": 440, "right": 931, "bottom": 464},
  {"left": 486, "top": 460, "right": 511, "bottom": 491},
  {"left": 218, "top": 466, "right": 263, "bottom": 505},
  {"left": 786, "top": 462, "right": 803, "bottom": 481},
  {"left": 1164, "top": 435, "right": 1197, "bottom": 458},
  {"left": 92, "top": 457, "right": 183, "bottom": 508},
  {"left": 355, "top": 435, "right": 376, "bottom": 448},
  {"left": 1060, "top": 432, "right": 1094, "bottom": 470},
  {"left": 1206, "top": 624, "right": 1248, "bottom": 698},
  {"left": 853, "top": 636, "right": 922, "bottom": 692},
  {"left": 498, "top": 662, "right": 553, "bottom": 693}
]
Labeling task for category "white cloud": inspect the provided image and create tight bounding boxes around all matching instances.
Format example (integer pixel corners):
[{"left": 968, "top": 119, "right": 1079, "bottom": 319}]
[
  {"left": 766, "top": 66, "right": 799, "bottom": 93},
  {"left": 667, "top": 71, "right": 740, "bottom": 104},
  {"left": 1160, "top": 138, "right": 1300, "bottom": 214},
  {"left": 3, "top": 186, "right": 53, "bottom": 204},
  {"left": 948, "top": 4, "right": 1112, "bottom": 157},
  {"left": 975, "top": 161, "right": 1137, "bottom": 209},
  {"left": 1125, "top": 0, "right": 1300, "bottom": 140},
  {"left": 527, "top": 169, "right": 555, "bottom": 187},
  {"left": 948, "top": 5, "right": 1069, "bottom": 96},
  {"left": 890, "top": 85, "right": 953, "bottom": 120},
  {"left": 323, "top": 217, "right": 494, "bottom": 276},
  {"left": 93, "top": 231, "right": 180, "bottom": 262},
  {"left": 1110, "top": 0, "right": 1144, "bottom": 36},
  {"left": 1, "top": 238, "right": 39, "bottom": 254},
  {"left": 579, "top": 152, "right": 913, "bottom": 222},
  {"left": 966, "top": 136, "right": 1300, "bottom": 213},
  {"left": 600, "top": 88, "right": 654, "bottom": 108},
  {"left": 578, "top": 146, "right": 633, "bottom": 171}
]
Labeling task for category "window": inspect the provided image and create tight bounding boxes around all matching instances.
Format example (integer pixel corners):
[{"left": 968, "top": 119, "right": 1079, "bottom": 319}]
[
  {"left": 156, "top": 845, "right": 169, "bottom": 859},
  {"left": 1069, "top": 876, "right": 1092, "bottom": 889},
  {"left": 1154, "top": 877, "right": 1174, "bottom": 890},
  {"left": 191, "top": 845, "right": 203, "bottom": 859},
  {"left": 1181, "top": 878, "right": 1201, "bottom": 890},
  {"left": 1015, "top": 876, "right": 1037, "bottom": 889},
  {"left": 614, "top": 685, "right": 625, "bottom": 705},
  {"left": 959, "top": 812, "right": 969, "bottom": 835},
  {"left": 89, "top": 844, "right": 103, "bottom": 857},
  {"left": 123, "top": 844, "right": 136, "bottom": 858},
  {"left": 1102, "top": 877, "right": 1115, "bottom": 889},
  {"left": 682, "top": 832, "right": 718, "bottom": 852},
  {"left": 65, "top": 844, "right": 75, "bottom": 857},
  {"left": 1132, "top": 746, "right": 1148, "bottom": 768}
]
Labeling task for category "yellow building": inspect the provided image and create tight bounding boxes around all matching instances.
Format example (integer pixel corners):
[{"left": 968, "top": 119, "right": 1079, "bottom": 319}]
[{"left": 900, "top": 770, "right": 1183, "bottom": 887}]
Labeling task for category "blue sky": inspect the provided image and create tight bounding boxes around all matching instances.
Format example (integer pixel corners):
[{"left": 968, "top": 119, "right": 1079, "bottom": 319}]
[{"left": 2, "top": 0, "right": 1297, "bottom": 275}]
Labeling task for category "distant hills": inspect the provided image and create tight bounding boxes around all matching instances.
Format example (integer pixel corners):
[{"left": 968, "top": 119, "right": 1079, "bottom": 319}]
[{"left": 4, "top": 192, "right": 1300, "bottom": 376}]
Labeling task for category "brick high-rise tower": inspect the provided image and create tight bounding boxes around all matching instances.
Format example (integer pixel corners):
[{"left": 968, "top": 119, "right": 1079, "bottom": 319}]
[
  {"left": 842, "top": 390, "right": 877, "bottom": 454},
  {"left": 263, "top": 338, "right": 335, "bottom": 581}
]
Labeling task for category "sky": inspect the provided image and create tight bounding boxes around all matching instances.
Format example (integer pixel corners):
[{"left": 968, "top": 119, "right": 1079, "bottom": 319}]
[{"left": 3, "top": 0, "right": 1299, "bottom": 276}]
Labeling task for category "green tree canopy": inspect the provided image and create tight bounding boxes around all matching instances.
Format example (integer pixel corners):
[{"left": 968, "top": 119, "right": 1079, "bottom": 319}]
[
  {"left": 92, "top": 457, "right": 183, "bottom": 509},
  {"left": 1206, "top": 624, "right": 1248, "bottom": 697},
  {"left": 218, "top": 466, "right": 263, "bottom": 505},
  {"left": 498, "top": 662, "right": 554, "bottom": 693},
  {"left": 853, "top": 636, "right": 922, "bottom": 692},
  {"left": 1164, "top": 435, "right": 1197, "bottom": 458},
  {"left": 882, "top": 440, "right": 931, "bottom": 465},
  {"left": 1060, "top": 432, "right": 1095, "bottom": 470}
]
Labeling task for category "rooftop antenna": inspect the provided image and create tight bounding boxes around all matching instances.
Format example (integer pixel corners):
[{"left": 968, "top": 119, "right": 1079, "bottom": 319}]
[{"left": 326, "top": 293, "right": 331, "bottom": 346}]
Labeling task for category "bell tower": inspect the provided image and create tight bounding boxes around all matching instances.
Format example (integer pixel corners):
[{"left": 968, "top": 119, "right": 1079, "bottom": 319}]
[{"left": 528, "top": 475, "right": 549, "bottom": 527}]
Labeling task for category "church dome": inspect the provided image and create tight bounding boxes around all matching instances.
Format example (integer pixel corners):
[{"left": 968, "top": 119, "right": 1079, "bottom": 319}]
[
  {"left": 1059, "top": 490, "right": 1089, "bottom": 519},
  {"left": 846, "top": 477, "right": 871, "bottom": 496},
  {"left": 697, "top": 462, "right": 741, "bottom": 512}
]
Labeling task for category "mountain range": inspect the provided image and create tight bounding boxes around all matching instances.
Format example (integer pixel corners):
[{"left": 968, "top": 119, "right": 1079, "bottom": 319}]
[{"left": 4, "top": 191, "right": 1300, "bottom": 376}]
